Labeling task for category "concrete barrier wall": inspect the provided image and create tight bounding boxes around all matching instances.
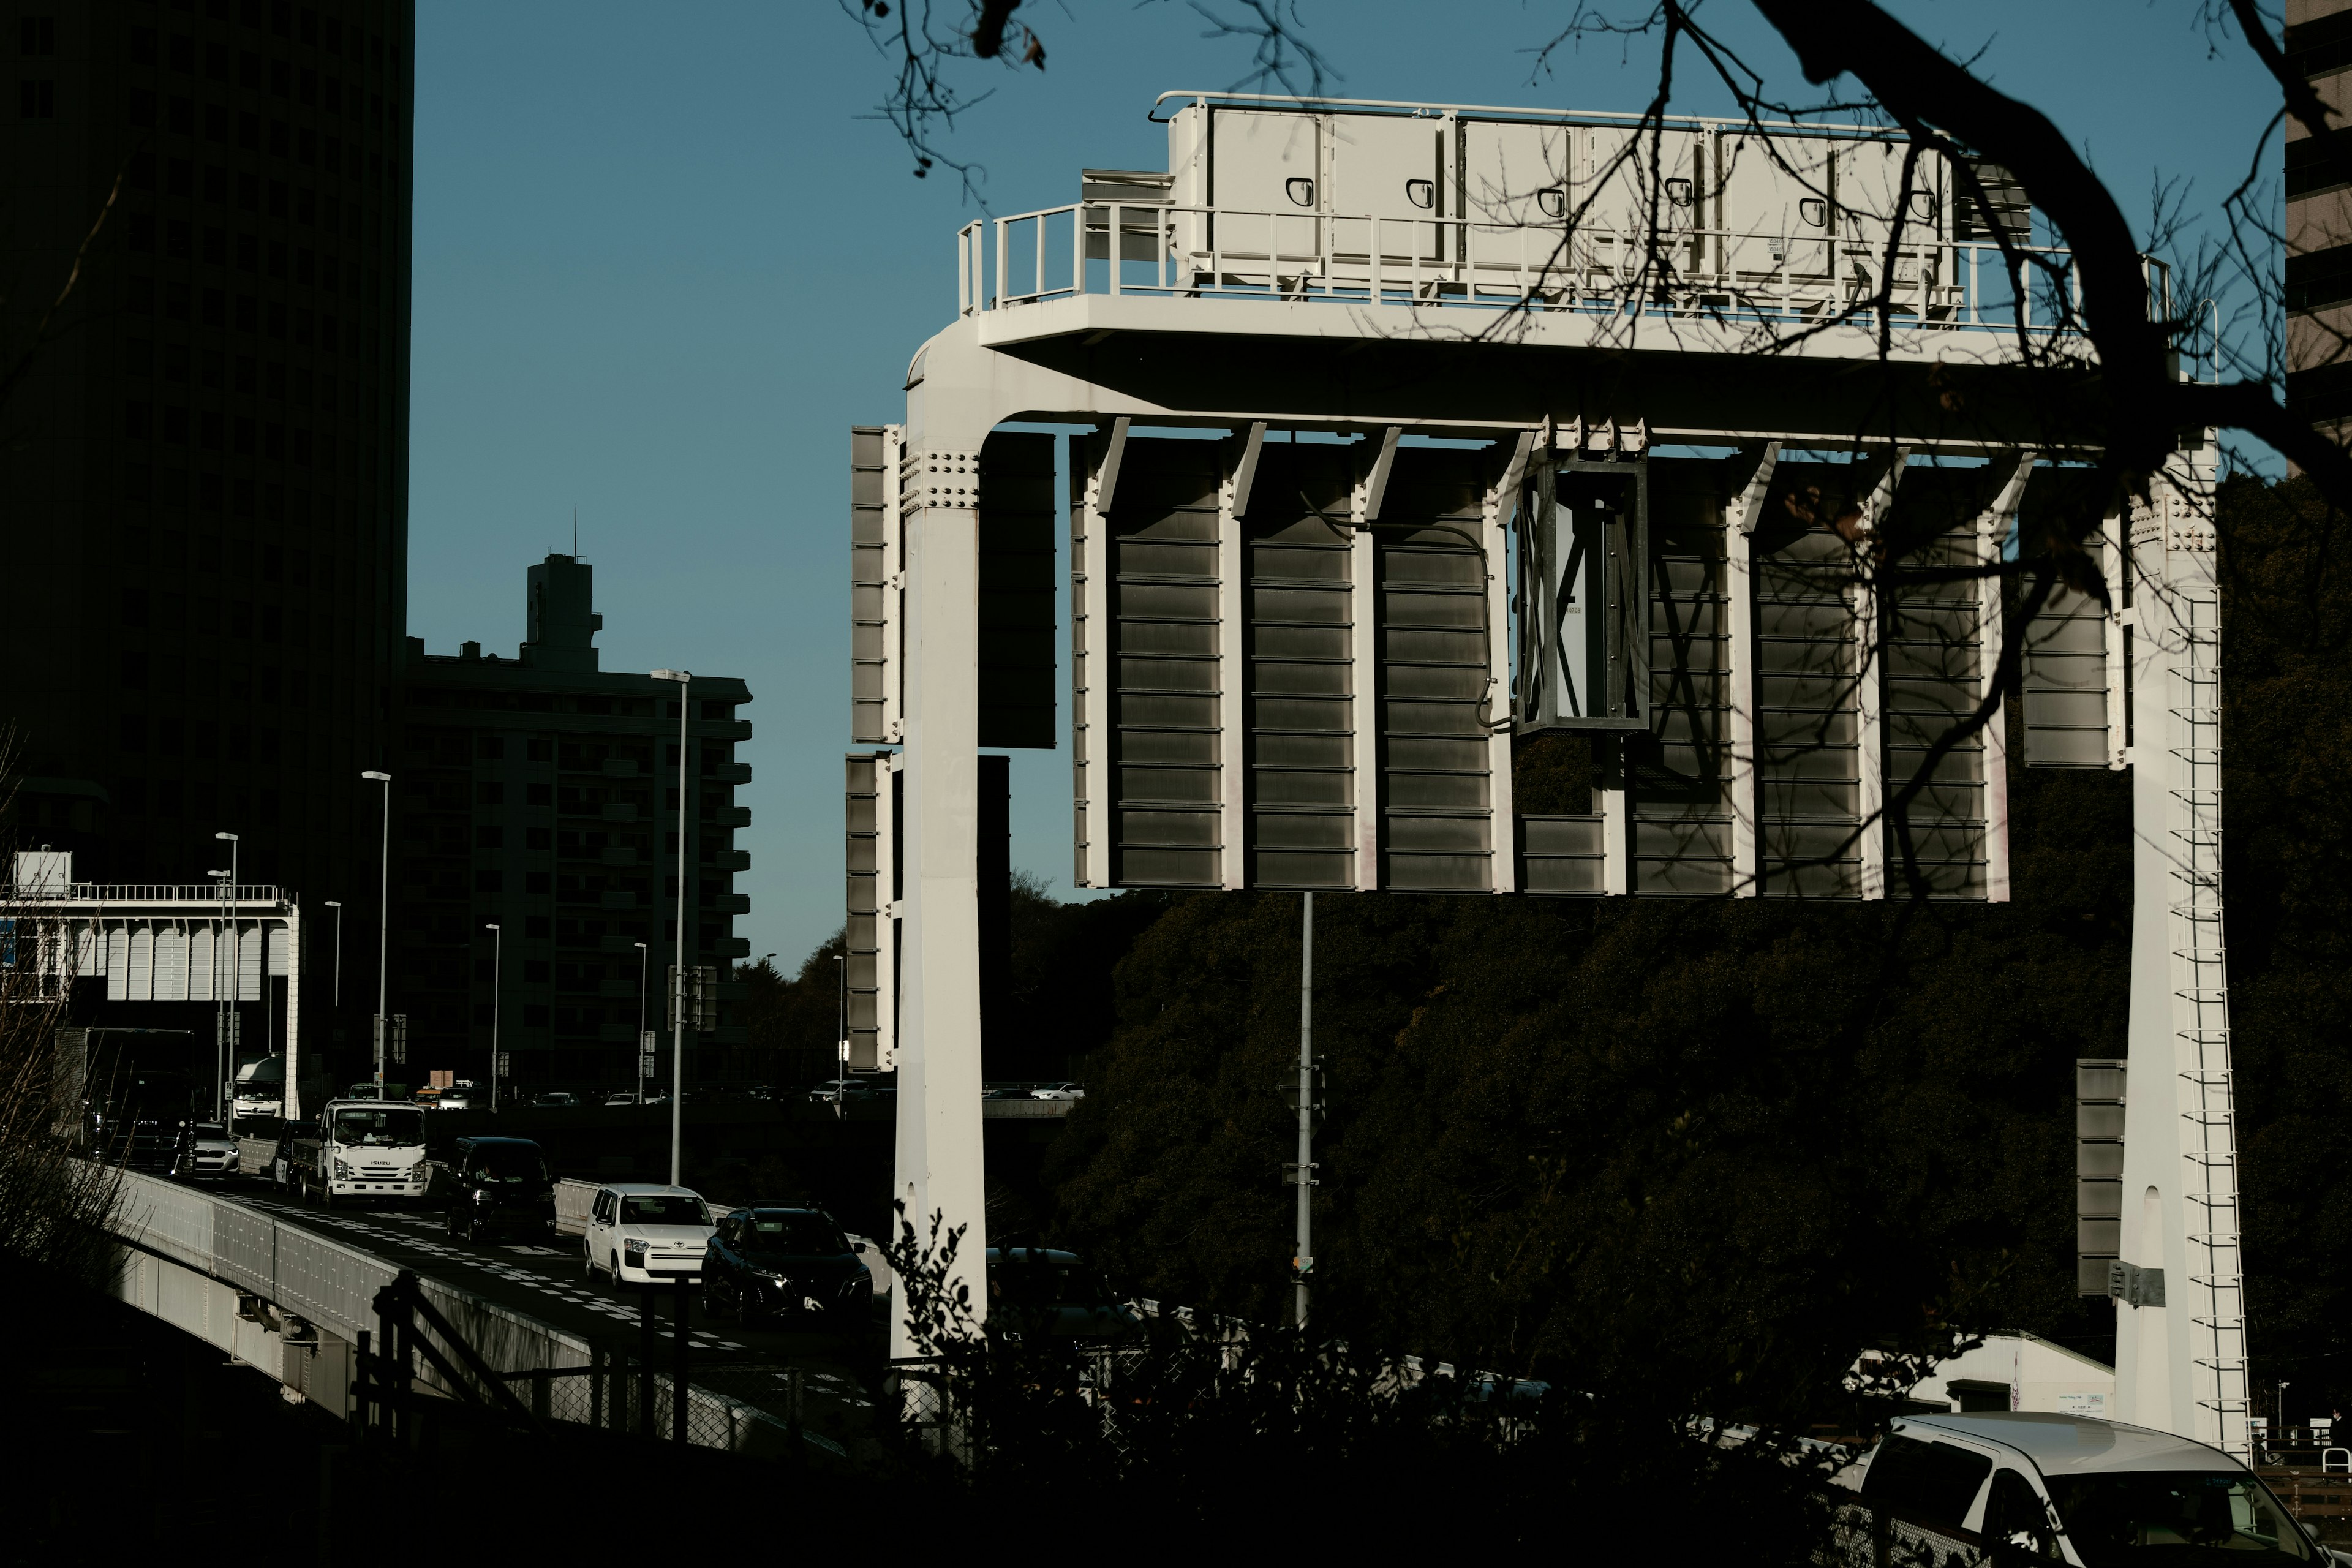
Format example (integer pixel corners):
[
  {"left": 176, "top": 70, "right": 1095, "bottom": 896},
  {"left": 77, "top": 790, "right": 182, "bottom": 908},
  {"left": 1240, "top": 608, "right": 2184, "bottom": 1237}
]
[{"left": 100, "top": 1169, "right": 814, "bottom": 1458}]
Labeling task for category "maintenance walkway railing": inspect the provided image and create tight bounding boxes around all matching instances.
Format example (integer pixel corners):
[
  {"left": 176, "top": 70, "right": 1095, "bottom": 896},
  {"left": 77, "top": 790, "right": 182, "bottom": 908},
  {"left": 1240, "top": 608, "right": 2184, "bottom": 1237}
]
[{"left": 956, "top": 200, "right": 2133, "bottom": 348}]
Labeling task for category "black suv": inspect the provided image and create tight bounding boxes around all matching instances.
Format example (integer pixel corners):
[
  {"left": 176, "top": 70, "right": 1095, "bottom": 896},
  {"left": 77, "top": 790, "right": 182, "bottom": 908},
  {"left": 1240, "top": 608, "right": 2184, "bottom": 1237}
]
[
  {"left": 442, "top": 1136, "right": 556, "bottom": 1243},
  {"left": 701, "top": 1207, "right": 874, "bottom": 1327}
]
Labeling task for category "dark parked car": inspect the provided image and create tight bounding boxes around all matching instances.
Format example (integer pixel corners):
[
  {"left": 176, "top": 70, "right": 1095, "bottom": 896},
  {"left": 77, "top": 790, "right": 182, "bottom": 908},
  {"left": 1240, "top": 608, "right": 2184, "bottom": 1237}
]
[
  {"left": 700, "top": 1207, "right": 873, "bottom": 1327},
  {"left": 442, "top": 1136, "right": 557, "bottom": 1243},
  {"left": 985, "top": 1247, "right": 1139, "bottom": 1343}
]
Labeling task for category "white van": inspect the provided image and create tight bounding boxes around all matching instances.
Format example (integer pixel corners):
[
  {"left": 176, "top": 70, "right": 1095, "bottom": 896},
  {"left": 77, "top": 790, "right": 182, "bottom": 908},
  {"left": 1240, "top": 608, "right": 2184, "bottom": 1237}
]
[
  {"left": 1853, "top": 1411, "right": 2338, "bottom": 1564},
  {"left": 581, "top": 1183, "right": 715, "bottom": 1286}
]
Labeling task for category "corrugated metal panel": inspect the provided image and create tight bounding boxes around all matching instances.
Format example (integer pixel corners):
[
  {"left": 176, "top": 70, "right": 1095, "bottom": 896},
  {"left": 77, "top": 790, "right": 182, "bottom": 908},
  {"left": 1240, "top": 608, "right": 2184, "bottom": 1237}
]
[
  {"left": 1633, "top": 460, "right": 1732, "bottom": 895},
  {"left": 845, "top": 750, "right": 895, "bottom": 1072},
  {"left": 2019, "top": 494, "right": 2117, "bottom": 768},
  {"left": 1754, "top": 462, "right": 1864, "bottom": 897},
  {"left": 1109, "top": 438, "right": 1226, "bottom": 888},
  {"left": 1378, "top": 447, "right": 1496, "bottom": 893},
  {"left": 979, "top": 431, "right": 1058, "bottom": 749},
  {"left": 850, "top": 424, "right": 899, "bottom": 744},
  {"left": 129, "top": 924, "right": 154, "bottom": 1000},
  {"left": 1246, "top": 442, "right": 1359, "bottom": 889},
  {"left": 154, "top": 924, "right": 188, "bottom": 1000},
  {"left": 1521, "top": 813, "right": 1605, "bottom": 895},
  {"left": 237, "top": 921, "right": 262, "bottom": 1000},
  {"left": 2077, "top": 1058, "right": 2126, "bottom": 1295},
  {"left": 1881, "top": 469, "right": 1995, "bottom": 899},
  {"left": 189, "top": 924, "right": 216, "bottom": 1002}
]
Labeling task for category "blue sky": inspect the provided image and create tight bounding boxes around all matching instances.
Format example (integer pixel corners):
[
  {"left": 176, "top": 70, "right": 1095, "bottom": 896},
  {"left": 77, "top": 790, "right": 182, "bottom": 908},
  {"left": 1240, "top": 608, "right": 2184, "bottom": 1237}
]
[{"left": 407, "top": 1, "right": 2280, "bottom": 968}]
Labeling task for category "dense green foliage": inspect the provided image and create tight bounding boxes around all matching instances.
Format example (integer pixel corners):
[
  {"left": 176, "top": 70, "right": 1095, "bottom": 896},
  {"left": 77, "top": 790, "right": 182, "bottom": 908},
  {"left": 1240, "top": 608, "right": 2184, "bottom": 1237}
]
[{"left": 1042, "top": 760, "right": 2134, "bottom": 1423}]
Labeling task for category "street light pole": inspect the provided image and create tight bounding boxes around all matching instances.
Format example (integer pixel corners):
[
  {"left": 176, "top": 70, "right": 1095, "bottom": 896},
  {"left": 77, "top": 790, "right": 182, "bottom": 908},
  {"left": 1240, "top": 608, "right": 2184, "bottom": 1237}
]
[
  {"left": 216, "top": 832, "right": 239, "bottom": 1122},
  {"left": 207, "top": 867, "right": 230, "bottom": 1123},
  {"left": 323, "top": 900, "right": 342, "bottom": 1007},
  {"left": 651, "top": 669, "right": 692, "bottom": 1187},
  {"left": 1295, "top": 891, "right": 1314, "bottom": 1331},
  {"left": 834, "top": 951, "right": 846, "bottom": 1088},
  {"left": 485, "top": 923, "right": 501, "bottom": 1114},
  {"left": 362, "top": 771, "right": 392, "bottom": 1099}
]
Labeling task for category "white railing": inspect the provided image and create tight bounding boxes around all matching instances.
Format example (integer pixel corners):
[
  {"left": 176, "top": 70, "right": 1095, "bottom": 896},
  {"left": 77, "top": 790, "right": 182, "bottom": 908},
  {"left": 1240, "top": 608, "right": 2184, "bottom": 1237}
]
[
  {"left": 10, "top": 883, "right": 286, "bottom": 904},
  {"left": 957, "top": 200, "right": 2101, "bottom": 341}
]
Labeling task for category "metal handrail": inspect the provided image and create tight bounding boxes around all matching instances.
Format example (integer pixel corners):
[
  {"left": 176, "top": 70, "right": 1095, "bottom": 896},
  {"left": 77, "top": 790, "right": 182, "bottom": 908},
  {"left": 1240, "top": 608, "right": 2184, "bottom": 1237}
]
[
  {"left": 958, "top": 198, "right": 2084, "bottom": 339},
  {"left": 10, "top": 883, "right": 287, "bottom": 904}
]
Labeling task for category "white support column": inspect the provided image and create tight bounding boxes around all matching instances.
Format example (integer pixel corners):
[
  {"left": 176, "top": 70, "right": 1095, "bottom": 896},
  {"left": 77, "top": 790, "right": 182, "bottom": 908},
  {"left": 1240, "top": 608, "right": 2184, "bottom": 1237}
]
[
  {"left": 891, "top": 445, "right": 989, "bottom": 1355},
  {"left": 2114, "top": 443, "right": 2245, "bottom": 1457},
  {"left": 1977, "top": 452, "right": 2034, "bottom": 905},
  {"left": 1349, "top": 428, "right": 1400, "bottom": 891},
  {"left": 2103, "top": 508, "right": 2132, "bottom": 770},
  {"left": 1074, "top": 420, "right": 1126, "bottom": 890},
  {"left": 1853, "top": 447, "right": 1907, "bottom": 900},
  {"left": 1725, "top": 442, "right": 1779, "bottom": 897},
  {"left": 1219, "top": 423, "right": 1264, "bottom": 890},
  {"left": 1483, "top": 433, "right": 1532, "bottom": 894}
]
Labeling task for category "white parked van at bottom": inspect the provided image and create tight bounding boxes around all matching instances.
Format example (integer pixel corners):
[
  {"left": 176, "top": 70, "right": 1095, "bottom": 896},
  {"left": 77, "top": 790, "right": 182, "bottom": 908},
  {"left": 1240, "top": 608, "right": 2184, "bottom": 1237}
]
[
  {"left": 582, "top": 1183, "right": 715, "bottom": 1286},
  {"left": 1852, "top": 1411, "right": 2339, "bottom": 1564}
]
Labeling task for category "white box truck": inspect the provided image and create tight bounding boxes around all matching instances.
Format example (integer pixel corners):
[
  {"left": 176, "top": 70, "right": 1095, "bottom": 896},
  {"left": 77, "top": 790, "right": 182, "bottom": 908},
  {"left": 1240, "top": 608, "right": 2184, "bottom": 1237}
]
[{"left": 284, "top": 1098, "right": 431, "bottom": 1206}]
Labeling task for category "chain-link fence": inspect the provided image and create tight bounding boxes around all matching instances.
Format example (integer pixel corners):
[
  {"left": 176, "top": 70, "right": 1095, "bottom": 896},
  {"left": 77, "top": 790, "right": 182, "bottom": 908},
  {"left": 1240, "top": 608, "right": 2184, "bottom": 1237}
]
[{"left": 500, "top": 1362, "right": 827, "bottom": 1456}]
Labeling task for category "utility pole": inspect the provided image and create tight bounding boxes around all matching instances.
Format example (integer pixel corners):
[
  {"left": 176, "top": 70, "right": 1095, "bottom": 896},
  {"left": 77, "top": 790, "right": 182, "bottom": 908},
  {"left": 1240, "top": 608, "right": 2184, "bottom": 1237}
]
[
  {"left": 1294, "top": 891, "right": 1315, "bottom": 1330},
  {"left": 652, "top": 669, "right": 692, "bottom": 1186},
  {"left": 362, "top": 771, "right": 392, "bottom": 1099}
]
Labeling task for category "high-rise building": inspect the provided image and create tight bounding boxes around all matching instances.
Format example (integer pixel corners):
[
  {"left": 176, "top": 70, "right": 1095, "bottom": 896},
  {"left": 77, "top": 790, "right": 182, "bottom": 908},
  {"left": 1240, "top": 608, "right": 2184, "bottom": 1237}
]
[
  {"left": 2288, "top": 1, "right": 2352, "bottom": 439},
  {"left": 394, "top": 555, "right": 754, "bottom": 1092},
  {"left": 0, "top": 2, "right": 415, "bottom": 1071}
]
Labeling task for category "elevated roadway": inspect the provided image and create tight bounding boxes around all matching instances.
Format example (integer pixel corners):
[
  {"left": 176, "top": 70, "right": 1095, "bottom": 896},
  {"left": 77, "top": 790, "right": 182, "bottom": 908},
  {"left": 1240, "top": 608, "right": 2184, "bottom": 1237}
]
[{"left": 106, "top": 1167, "right": 884, "bottom": 1463}]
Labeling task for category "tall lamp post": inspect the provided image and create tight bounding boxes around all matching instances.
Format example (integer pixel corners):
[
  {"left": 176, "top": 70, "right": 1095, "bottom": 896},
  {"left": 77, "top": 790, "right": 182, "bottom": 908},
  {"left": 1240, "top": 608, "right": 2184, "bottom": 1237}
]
[
  {"left": 361, "top": 771, "right": 393, "bottom": 1099},
  {"left": 650, "top": 668, "right": 691, "bottom": 1186},
  {"left": 216, "top": 832, "right": 239, "bottom": 1120},
  {"left": 323, "top": 900, "right": 342, "bottom": 1006},
  {"left": 484, "top": 923, "right": 501, "bottom": 1113},
  {"left": 208, "top": 867, "right": 232, "bottom": 1122}
]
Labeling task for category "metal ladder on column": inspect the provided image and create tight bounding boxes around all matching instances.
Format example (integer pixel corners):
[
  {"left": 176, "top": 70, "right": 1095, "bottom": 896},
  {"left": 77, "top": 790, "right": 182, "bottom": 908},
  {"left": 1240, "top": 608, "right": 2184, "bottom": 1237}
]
[{"left": 2169, "top": 587, "right": 2249, "bottom": 1458}]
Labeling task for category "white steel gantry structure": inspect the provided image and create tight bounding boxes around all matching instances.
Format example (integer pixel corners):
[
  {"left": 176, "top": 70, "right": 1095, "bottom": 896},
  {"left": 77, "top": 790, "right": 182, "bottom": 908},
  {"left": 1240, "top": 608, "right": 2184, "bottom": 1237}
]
[
  {"left": 7, "top": 849, "right": 307, "bottom": 1120},
  {"left": 856, "top": 87, "right": 2239, "bottom": 1446}
]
